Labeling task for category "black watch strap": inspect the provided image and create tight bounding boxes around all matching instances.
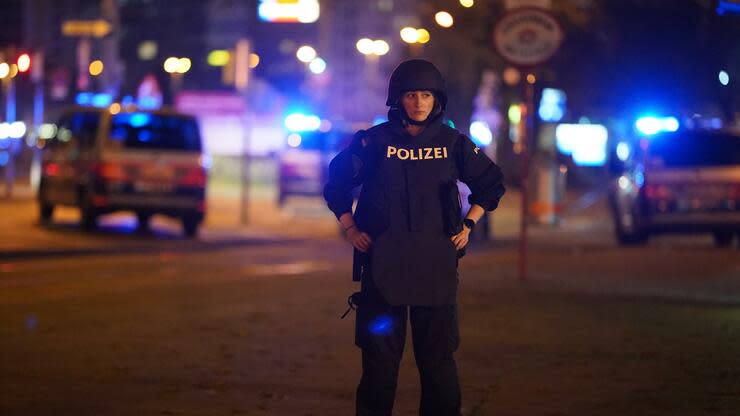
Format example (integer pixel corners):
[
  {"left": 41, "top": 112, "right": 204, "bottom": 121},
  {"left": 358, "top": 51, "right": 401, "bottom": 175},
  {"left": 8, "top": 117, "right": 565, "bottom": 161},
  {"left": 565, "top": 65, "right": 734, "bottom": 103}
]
[{"left": 463, "top": 218, "right": 475, "bottom": 231}]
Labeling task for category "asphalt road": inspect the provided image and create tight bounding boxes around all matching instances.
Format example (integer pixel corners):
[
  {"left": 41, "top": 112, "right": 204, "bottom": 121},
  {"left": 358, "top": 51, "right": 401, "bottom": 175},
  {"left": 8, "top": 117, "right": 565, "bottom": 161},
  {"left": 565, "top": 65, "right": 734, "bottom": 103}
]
[{"left": 1, "top": 192, "right": 740, "bottom": 415}]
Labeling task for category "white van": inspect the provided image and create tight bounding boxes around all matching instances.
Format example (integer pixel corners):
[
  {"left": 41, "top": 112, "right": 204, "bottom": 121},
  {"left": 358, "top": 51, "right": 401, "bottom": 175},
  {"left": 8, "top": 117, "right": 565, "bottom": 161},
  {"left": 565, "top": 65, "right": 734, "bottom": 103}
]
[{"left": 38, "top": 106, "right": 207, "bottom": 237}]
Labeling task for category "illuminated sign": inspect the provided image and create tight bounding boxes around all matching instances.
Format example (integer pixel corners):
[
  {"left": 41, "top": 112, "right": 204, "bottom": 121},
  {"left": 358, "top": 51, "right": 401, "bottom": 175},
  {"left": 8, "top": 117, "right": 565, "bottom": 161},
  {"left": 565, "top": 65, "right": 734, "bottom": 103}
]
[
  {"left": 258, "top": 0, "right": 320, "bottom": 23},
  {"left": 555, "top": 123, "right": 608, "bottom": 167}
]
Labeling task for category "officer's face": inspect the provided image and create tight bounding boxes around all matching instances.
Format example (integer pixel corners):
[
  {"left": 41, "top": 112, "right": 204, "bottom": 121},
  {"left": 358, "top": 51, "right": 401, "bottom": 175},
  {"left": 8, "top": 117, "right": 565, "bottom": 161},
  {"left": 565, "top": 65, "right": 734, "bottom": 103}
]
[{"left": 401, "top": 90, "right": 435, "bottom": 122}]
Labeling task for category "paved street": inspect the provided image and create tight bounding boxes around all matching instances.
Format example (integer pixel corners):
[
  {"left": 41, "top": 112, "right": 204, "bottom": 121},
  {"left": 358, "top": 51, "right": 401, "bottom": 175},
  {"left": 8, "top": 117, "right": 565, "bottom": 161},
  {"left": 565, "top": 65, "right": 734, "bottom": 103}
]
[{"left": 1, "top": 185, "right": 740, "bottom": 415}]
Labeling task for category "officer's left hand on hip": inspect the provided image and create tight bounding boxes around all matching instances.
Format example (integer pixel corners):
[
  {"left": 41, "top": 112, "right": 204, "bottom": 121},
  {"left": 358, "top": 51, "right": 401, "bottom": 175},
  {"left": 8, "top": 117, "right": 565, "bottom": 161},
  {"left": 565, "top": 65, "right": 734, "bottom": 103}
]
[{"left": 450, "top": 228, "right": 470, "bottom": 250}]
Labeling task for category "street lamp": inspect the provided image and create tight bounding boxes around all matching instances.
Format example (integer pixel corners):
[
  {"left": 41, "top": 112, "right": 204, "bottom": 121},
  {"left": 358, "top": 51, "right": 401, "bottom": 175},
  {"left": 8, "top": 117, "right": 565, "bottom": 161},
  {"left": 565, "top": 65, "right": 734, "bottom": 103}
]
[
  {"left": 163, "top": 56, "right": 190, "bottom": 100},
  {"left": 0, "top": 63, "right": 9, "bottom": 79},
  {"left": 400, "top": 27, "right": 420, "bottom": 44},
  {"left": 435, "top": 11, "right": 454, "bottom": 28},
  {"left": 356, "top": 38, "right": 375, "bottom": 55},
  {"left": 460, "top": 0, "right": 474, "bottom": 7},
  {"left": 296, "top": 45, "right": 317, "bottom": 63},
  {"left": 89, "top": 60, "right": 104, "bottom": 76}
]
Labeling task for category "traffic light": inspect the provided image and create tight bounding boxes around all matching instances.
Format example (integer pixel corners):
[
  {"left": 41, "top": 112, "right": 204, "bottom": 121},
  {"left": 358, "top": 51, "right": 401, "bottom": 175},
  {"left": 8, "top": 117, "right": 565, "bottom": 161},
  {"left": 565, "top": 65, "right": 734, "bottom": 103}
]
[{"left": 17, "top": 53, "right": 31, "bottom": 73}]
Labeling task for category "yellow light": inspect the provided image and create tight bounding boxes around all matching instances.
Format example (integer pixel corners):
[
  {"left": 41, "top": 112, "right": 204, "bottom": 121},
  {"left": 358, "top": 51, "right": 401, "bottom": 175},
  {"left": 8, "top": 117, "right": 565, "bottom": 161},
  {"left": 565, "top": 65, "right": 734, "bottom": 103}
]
[
  {"left": 356, "top": 38, "right": 375, "bottom": 55},
  {"left": 138, "top": 41, "right": 158, "bottom": 61},
  {"left": 89, "top": 60, "right": 104, "bottom": 76},
  {"left": 373, "top": 40, "right": 390, "bottom": 56},
  {"left": 526, "top": 73, "right": 536, "bottom": 84},
  {"left": 400, "top": 27, "right": 419, "bottom": 44},
  {"left": 177, "top": 57, "right": 191, "bottom": 74},
  {"left": 417, "top": 28, "right": 430, "bottom": 44},
  {"left": 109, "top": 103, "right": 121, "bottom": 115},
  {"left": 296, "top": 45, "right": 317, "bottom": 63},
  {"left": 435, "top": 11, "right": 454, "bottom": 28},
  {"left": 460, "top": 0, "right": 474, "bottom": 7},
  {"left": 207, "top": 50, "right": 230, "bottom": 67},
  {"left": 508, "top": 104, "right": 522, "bottom": 124},
  {"left": 0, "top": 63, "right": 9, "bottom": 79},
  {"left": 164, "top": 57, "right": 180, "bottom": 73},
  {"left": 9, "top": 64, "right": 18, "bottom": 78},
  {"left": 249, "top": 53, "right": 260, "bottom": 69}
]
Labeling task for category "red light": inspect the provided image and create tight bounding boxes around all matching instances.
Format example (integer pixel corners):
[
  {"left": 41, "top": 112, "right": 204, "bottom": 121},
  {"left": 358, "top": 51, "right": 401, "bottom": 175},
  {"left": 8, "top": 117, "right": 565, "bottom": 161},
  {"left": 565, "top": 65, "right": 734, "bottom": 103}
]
[
  {"left": 95, "top": 162, "right": 127, "bottom": 181},
  {"left": 17, "top": 54, "right": 31, "bottom": 73},
  {"left": 43, "top": 163, "right": 60, "bottom": 176},
  {"left": 180, "top": 168, "right": 207, "bottom": 187}
]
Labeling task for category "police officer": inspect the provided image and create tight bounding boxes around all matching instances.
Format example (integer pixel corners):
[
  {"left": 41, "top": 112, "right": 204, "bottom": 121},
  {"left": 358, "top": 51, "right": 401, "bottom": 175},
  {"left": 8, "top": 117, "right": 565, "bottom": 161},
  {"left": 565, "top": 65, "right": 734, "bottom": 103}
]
[{"left": 324, "top": 59, "right": 505, "bottom": 416}]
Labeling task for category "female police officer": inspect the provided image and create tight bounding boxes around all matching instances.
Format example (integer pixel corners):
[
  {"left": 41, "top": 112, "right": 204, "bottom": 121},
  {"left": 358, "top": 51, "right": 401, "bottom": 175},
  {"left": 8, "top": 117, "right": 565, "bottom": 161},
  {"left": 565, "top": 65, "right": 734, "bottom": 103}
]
[{"left": 324, "top": 59, "right": 505, "bottom": 416}]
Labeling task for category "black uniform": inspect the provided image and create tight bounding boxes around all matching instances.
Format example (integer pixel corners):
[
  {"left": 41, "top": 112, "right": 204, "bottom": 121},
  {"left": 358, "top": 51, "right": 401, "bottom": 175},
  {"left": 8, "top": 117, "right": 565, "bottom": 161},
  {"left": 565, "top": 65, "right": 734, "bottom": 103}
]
[{"left": 323, "top": 60, "right": 505, "bottom": 416}]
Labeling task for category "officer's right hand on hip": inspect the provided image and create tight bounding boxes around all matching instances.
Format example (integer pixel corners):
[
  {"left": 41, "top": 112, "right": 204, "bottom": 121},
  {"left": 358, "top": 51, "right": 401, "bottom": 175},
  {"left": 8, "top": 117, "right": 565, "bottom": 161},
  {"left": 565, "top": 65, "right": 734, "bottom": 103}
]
[{"left": 346, "top": 227, "right": 372, "bottom": 252}]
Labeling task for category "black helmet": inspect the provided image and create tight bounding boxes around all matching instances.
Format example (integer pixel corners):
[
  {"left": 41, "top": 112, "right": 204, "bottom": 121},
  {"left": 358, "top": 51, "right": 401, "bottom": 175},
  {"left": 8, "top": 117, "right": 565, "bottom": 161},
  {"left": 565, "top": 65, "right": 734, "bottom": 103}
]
[{"left": 386, "top": 59, "right": 447, "bottom": 109}]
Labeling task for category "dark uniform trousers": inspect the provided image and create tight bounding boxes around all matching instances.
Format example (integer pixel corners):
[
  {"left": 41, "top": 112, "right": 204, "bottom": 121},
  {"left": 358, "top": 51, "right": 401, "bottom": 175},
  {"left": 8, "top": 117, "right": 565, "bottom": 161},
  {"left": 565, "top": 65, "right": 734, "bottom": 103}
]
[{"left": 355, "top": 280, "right": 461, "bottom": 416}]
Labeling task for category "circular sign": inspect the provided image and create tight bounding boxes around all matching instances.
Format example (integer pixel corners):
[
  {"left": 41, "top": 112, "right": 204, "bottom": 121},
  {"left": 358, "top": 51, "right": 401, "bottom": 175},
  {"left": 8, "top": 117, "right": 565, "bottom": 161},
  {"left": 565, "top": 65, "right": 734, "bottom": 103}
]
[{"left": 493, "top": 8, "right": 563, "bottom": 67}]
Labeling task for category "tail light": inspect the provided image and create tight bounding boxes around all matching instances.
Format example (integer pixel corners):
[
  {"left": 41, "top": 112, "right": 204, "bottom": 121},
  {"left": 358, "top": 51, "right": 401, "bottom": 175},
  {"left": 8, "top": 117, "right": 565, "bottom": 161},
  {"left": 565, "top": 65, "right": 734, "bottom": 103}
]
[
  {"left": 95, "top": 162, "right": 127, "bottom": 181},
  {"left": 180, "top": 167, "right": 207, "bottom": 187},
  {"left": 43, "top": 162, "right": 60, "bottom": 177},
  {"left": 644, "top": 185, "right": 674, "bottom": 200}
]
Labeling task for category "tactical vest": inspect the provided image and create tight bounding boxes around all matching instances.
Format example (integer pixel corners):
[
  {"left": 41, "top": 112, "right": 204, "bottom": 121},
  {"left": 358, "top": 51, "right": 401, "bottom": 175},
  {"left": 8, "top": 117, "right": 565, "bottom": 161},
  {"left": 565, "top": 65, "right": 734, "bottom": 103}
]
[{"left": 354, "top": 122, "right": 463, "bottom": 306}]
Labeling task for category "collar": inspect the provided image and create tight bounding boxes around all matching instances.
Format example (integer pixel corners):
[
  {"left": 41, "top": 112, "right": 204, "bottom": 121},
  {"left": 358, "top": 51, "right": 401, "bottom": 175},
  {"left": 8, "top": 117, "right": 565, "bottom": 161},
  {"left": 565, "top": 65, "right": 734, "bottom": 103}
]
[{"left": 386, "top": 108, "right": 444, "bottom": 145}]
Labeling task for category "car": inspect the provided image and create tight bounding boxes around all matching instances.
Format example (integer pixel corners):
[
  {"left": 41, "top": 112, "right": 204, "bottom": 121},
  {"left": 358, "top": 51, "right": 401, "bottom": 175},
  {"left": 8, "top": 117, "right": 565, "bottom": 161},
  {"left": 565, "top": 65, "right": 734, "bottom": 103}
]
[
  {"left": 609, "top": 129, "right": 740, "bottom": 246},
  {"left": 37, "top": 106, "right": 207, "bottom": 237},
  {"left": 277, "top": 128, "right": 354, "bottom": 206}
]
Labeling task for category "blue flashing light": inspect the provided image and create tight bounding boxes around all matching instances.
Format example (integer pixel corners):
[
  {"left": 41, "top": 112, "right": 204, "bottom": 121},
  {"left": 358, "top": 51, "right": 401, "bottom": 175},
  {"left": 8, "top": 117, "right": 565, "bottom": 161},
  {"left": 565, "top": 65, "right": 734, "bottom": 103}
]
[
  {"left": 719, "top": 70, "right": 730, "bottom": 86},
  {"left": 75, "top": 92, "right": 93, "bottom": 106},
  {"left": 309, "top": 57, "right": 326, "bottom": 74},
  {"left": 129, "top": 113, "right": 151, "bottom": 128},
  {"left": 635, "top": 170, "right": 645, "bottom": 188},
  {"left": 538, "top": 88, "right": 566, "bottom": 123},
  {"left": 0, "top": 151, "right": 8, "bottom": 167},
  {"left": 285, "top": 113, "right": 321, "bottom": 132},
  {"left": 91, "top": 93, "right": 113, "bottom": 108},
  {"left": 635, "top": 116, "right": 679, "bottom": 136},
  {"left": 616, "top": 141, "right": 631, "bottom": 162},
  {"left": 469, "top": 121, "right": 493, "bottom": 146},
  {"left": 368, "top": 316, "right": 393, "bottom": 336},
  {"left": 717, "top": 0, "right": 740, "bottom": 15},
  {"left": 121, "top": 95, "right": 135, "bottom": 106},
  {"left": 372, "top": 115, "right": 387, "bottom": 126},
  {"left": 137, "top": 96, "right": 161, "bottom": 110}
]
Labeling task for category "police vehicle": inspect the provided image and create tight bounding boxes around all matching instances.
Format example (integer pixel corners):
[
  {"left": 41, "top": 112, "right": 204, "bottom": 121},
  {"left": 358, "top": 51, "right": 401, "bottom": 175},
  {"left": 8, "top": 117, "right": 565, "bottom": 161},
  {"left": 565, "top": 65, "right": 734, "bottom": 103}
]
[
  {"left": 37, "top": 106, "right": 207, "bottom": 237},
  {"left": 609, "top": 129, "right": 740, "bottom": 246},
  {"left": 277, "top": 128, "right": 353, "bottom": 206}
]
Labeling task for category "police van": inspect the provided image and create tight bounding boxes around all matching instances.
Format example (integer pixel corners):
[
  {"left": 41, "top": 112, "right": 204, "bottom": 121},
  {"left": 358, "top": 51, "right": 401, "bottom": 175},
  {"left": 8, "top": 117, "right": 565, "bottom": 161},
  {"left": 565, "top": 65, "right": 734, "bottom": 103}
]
[{"left": 38, "top": 106, "right": 207, "bottom": 237}]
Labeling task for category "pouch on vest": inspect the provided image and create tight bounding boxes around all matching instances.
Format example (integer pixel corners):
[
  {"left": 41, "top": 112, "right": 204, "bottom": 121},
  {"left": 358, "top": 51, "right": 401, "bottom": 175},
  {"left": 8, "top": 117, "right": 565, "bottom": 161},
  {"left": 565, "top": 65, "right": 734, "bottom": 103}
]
[
  {"left": 352, "top": 248, "right": 368, "bottom": 282},
  {"left": 440, "top": 180, "right": 462, "bottom": 236}
]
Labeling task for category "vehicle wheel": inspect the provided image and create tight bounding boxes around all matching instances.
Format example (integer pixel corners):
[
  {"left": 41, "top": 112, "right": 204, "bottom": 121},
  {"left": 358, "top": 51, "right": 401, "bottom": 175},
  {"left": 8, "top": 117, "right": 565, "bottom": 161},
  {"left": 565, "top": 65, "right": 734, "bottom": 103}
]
[
  {"left": 616, "top": 227, "right": 648, "bottom": 246},
  {"left": 136, "top": 212, "right": 151, "bottom": 231},
  {"left": 79, "top": 193, "right": 98, "bottom": 230},
  {"left": 613, "top": 204, "right": 647, "bottom": 246},
  {"left": 713, "top": 231, "right": 734, "bottom": 248},
  {"left": 39, "top": 201, "right": 54, "bottom": 225},
  {"left": 182, "top": 215, "right": 199, "bottom": 238}
]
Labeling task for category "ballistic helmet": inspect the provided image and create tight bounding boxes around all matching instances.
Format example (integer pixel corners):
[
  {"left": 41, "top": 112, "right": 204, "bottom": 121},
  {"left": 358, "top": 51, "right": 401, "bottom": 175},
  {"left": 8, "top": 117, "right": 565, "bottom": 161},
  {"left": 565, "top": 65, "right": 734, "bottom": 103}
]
[{"left": 386, "top": 59, "right": 447, "bottom": 109}]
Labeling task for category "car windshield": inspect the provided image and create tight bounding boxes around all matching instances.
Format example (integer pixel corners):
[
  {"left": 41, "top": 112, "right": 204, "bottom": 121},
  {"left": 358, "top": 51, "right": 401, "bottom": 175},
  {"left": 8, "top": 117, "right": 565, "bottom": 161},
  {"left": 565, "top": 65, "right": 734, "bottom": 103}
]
[
  {"left": 647, "top": 131, "right": 740, "bottom": 168},
  {"left": 109, "top": 113, "right": 201, "bottom": 151}
]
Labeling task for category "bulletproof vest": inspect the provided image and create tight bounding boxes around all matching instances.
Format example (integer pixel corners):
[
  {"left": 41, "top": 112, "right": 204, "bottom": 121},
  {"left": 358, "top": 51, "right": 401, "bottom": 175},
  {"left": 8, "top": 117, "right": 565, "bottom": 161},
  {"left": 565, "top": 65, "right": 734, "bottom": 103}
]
[{"left": 354, "top": 122, "right": 463, "bottom": 306}]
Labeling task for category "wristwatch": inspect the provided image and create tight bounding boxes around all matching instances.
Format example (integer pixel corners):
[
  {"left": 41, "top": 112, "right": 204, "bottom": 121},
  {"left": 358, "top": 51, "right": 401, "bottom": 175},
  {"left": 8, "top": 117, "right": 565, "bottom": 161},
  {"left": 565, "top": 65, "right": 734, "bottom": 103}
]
[{"left": 463, "top": 218, "right": 475, "bottom": 231}]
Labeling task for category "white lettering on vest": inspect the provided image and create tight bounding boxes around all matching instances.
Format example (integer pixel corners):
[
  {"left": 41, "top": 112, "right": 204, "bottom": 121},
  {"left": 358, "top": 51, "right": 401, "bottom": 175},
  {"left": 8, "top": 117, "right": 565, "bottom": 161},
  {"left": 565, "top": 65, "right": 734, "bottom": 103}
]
[{"left": 386, "top": 145, "right": 449, "bottom": 161}]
